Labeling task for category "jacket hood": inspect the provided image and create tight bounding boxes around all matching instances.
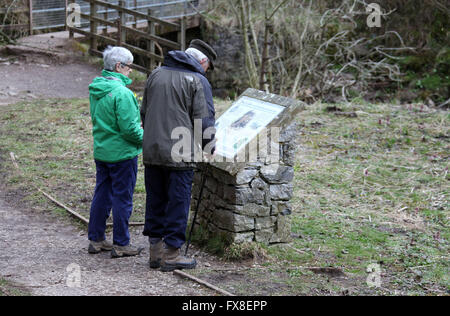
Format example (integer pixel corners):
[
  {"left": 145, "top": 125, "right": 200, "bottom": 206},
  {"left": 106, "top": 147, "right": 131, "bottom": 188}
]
[
  {"left": 163, "top": 51, "right": 205, "bottom": 75},
  {"left": 89, "top": 70, "right": 133, "bottom": 99}
]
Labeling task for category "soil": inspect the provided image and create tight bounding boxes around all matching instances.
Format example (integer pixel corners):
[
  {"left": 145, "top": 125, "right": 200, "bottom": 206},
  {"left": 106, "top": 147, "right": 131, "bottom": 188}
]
[
  {"left": 0, "top": 187, "right": 224, "bottom": 296},
  {"left": 0, "top": 62, "right": 99, "bottom": 105},
  {"left": 0, "top": 32, "right": 101, "bottom": 105}
]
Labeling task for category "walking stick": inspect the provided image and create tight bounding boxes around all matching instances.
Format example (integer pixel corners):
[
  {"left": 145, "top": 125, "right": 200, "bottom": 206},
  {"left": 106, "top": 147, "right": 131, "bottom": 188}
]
[{"left": 185, "top": 163, "right": 208, "bottom": 256}]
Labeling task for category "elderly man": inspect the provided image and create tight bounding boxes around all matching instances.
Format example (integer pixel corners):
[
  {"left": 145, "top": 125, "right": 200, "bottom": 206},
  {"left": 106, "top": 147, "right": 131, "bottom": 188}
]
[
  {"left": 87, "top": 46, "right": 144, "bottom": 258},
  {"left": 141, "top": 39, "right": 217, "bottom": 272}
]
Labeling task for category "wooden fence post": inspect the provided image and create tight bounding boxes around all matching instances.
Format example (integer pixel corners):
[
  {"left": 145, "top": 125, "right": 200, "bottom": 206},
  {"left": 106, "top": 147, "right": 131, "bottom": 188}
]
[
  {"left": 134, "top": 0, "right": 138, "bottom": 29},
  {"left": 118, "top": 0, "right": 126, "bottom": 45},
  {"left": 90, "top": 0, "right": 98, "bottom": 52},
  {"left": 178, "top": 16, "right": 186, "bottom": 51},
  {"left": 103, "top": 6, "right": 108, "bottom": 35},
  {"left": 28, "top": 0, "right": 33, "bottom": 35},
  {"left": 147, "top": 9, "right": 156, "bottom": 70},
  {"left": 67, "top": 0, "right": 74, "bottom": 39},
  {"left": 65, "top": 0, "right": 68, "bottom": 31},
  {"left": 116, "top": 18, "right": 122, "bottom": 46}
]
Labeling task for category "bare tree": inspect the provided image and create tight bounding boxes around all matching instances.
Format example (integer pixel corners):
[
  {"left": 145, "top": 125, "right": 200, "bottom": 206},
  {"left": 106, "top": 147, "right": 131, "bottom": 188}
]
[
  {"left": 0, "top": 0, "right": 28, "bottom": 43},
  {"left": 209, "top": 0, "right": 415, "bottom": 102}
]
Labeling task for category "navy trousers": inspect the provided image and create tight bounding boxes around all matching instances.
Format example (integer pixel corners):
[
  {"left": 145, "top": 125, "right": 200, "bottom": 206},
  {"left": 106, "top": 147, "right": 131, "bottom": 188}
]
[
  {"left": 143, "top": 166, "right": 194, "bottom": 249},
  {"left": 88, "top": 157, "right": 138, "bottom": 247}
]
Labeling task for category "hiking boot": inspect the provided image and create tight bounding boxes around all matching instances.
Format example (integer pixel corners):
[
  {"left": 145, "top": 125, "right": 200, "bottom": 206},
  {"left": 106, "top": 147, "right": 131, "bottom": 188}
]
[
  {"left": 111, "top": 244, "right": 144, "bottom": 259},
  {"left": 88, "top": 240, "right": 113, "bottom": 254},
  {"left": 160, "top": 247, "right": 197, "bottom": 272},
  {"left": 149, "top": 240, "right": 164, "bottom": 269}
]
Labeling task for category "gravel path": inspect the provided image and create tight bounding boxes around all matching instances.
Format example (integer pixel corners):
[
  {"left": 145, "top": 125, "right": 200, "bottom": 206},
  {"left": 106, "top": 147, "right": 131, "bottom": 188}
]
[
  {"left": 0, "top": 31, "right": 102, "bottom": 105},
  {"left": 0, "top": 62, "right": 99, "bottom": 105},
  {"left": 0, "top": 191, "right": 214, "bottom": 296}
]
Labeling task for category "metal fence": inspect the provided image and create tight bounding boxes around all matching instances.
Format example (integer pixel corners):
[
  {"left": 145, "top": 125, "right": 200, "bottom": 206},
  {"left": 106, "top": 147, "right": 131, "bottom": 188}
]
[{"left": 31, "top": 0, "right": 201, "bottom": 30}]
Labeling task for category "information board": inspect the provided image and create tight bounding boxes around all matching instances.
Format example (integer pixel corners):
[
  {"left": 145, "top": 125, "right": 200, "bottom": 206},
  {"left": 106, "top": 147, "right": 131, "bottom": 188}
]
[{"left": 215, "top": 96, "right": 285, "bottom": 159}]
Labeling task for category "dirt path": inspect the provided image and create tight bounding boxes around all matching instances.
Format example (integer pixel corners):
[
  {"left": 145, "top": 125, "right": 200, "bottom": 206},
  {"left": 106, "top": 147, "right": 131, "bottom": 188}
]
[
  {"left": 0, "top": 34, "right": 100, "bottom": 105},
  {"left": 0, "top": 62, "right": 99, "bottom": 105},
  {"left": 0, "top": 189, "right": 216, "bottom": 296}
]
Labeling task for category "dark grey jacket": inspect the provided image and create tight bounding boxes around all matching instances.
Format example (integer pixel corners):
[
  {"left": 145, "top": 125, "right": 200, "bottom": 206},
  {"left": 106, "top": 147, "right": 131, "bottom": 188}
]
[{"left": 141, "top": 51, "right": 216, "bottom": 169}]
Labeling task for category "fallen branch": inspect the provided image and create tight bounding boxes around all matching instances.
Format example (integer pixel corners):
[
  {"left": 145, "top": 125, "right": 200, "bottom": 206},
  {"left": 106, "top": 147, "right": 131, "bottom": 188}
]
[
  {"left": 173, "top": 270, "right": 235, "bottom": 296},
  {"left": 309, "top": 267, "right": 346, "bottom": 277},
  {"left": 40, "top": 189, "right": 145, "bottom": 227},
  {"left": 9, "top": 152, "right": 144, "bottom": 227},
  {"left": 334, "top": 112, "right": 358, "bottom": 118},
  {"left": 9, "top": 152, "right": 19, "bottom": 170},
  {"left": 438, "top": 99, "right": 449, "bottom": 108},
  {"left": 396, "top": 207, "right": 409, "bottom": 213},
  {"left": 38, "top": 189, "right": 90, "bottom": 224},
  {"left": 286, "top": 244, "right": 307, "bottom": 255},
  {"left": 0, "top": 28, "right": 15, "bottom": 45}
]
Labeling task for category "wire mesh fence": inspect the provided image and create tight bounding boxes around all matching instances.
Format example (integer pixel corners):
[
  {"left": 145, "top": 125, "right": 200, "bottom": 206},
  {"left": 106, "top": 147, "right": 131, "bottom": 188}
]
[
  {"left": 31, "top": 0, "right": 202, "bottom": 30},
  {"left": 32, "top": 0, "right": 65, "bottom": 30}
]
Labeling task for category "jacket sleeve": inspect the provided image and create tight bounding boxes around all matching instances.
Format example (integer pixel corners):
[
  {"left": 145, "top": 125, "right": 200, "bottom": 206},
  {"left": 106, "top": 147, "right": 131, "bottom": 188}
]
[
  {"left": 141, "top": 72, "right": 155, "bottom": 128},
  {"left": 141, "top": 85, "right": 147, "bottom": 127},
  {"left": 193, "top": 76, "right": 216, "bottom": 153},
  {"left": 116, "top": 88, "right": 144, "bottom": 146}
]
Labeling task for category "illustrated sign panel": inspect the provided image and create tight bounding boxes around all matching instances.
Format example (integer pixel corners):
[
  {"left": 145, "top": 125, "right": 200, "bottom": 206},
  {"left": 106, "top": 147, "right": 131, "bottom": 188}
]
[{"left": 215, "top": 96, "right": 285, "bottom": 159}]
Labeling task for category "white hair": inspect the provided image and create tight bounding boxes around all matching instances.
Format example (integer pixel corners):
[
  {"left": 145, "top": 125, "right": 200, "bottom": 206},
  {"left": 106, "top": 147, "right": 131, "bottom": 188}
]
[
  {"left": 103, "top": 46, "right": 134, "bottom": 71},
  {"left": 185, "top": 47, "right": 208, "bottom": 63}
]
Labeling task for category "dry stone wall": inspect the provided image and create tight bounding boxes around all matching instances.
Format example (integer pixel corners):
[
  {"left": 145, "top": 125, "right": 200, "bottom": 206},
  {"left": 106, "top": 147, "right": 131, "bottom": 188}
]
[{"left": 191, "top": 122, "right": 299, "bottom": 245}]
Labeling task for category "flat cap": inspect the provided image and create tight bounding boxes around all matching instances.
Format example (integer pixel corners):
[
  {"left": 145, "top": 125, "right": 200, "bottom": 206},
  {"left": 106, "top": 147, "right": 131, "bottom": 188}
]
[{"left": 189, "top": 39, "right": 217, "bottom": 71}]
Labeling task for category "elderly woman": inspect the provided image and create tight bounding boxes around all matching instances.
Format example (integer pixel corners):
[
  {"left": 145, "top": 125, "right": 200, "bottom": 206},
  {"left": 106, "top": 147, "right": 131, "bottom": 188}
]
[{"left": 87, "top": 46, "right": 144, "bottom": 258}]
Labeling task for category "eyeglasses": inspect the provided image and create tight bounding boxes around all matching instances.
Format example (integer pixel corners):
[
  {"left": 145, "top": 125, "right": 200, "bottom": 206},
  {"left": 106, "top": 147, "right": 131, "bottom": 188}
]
[{"left": 120, "top": 62, "right": 132, "bottom": 69}]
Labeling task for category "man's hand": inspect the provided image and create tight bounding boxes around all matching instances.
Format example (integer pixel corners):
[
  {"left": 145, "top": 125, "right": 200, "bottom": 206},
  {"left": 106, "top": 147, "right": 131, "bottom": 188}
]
[
  {"left": 204, "top": 137, "right": 218, "bottom": 162},
  {"left": 204, "top": 152, "right": 215, "bottom": 162}
]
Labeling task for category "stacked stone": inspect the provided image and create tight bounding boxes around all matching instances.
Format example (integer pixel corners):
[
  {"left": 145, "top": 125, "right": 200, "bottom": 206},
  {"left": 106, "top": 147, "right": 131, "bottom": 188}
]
[{"left": 191, "top": 123, "right": 298, "bottom": 245}]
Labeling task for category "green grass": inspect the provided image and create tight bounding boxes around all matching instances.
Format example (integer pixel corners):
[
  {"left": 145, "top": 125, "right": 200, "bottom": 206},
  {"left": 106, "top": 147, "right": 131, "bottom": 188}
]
[
  {"left": 194, "top": 99, "right": 449, "bottom": 296},
  {"left": 277, "top": 101, "right": 449, "bottom": 294},
  {"left": 0, "top": 98, "right": 448, "bottom": 296},
  {"left": 0, "top": 98, "right": 146, "bottom": 223},
  {"left": 0, "top": 279, "right": 30, "bottom": 296}
]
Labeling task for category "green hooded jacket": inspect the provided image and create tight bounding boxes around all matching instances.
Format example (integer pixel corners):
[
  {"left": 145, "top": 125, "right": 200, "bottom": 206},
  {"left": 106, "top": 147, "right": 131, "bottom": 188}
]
[{"left": 89, "top": 70, "right": 143, "bottom": 163}]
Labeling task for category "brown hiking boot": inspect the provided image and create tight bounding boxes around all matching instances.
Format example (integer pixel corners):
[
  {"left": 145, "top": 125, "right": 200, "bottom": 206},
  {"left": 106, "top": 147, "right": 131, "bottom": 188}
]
[
  {"left": 88, "top": 240, "right": 113, "bottom": 254},
  {"left": 111, "top": 244, "right": 144, "bottom": 259},
  {"left": 160, "top": 247, "right": 197, "bottom": 272},
  {"left": 149, "top": 240, "right": 164, "bottom": 269}
]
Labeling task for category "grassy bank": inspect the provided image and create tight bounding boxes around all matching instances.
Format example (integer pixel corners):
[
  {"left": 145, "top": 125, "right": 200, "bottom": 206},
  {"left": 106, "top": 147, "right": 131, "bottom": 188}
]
[
  {"left": 284, "top": 101, "right": 449, "bottom": 295},
  {"left": 0, "top": 279, "right": 30, "bottom": 296},
  {"left": 193, "top": 100, "right": 449, "bottom": 295},
  {"left": 0, "top": 98, "right": 448, "bottom": 295},
  {"left": 0, "top": 98, "right": 146, "bottom": 224}
]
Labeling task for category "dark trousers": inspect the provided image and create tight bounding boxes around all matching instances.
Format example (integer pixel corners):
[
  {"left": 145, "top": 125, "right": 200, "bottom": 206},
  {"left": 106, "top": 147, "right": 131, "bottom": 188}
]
[
  {"left": 143, "top": 166, "right": 194, "bottom": 249},
  {"left": 88, "top": 157, "right": 138, "bottom": 247}
]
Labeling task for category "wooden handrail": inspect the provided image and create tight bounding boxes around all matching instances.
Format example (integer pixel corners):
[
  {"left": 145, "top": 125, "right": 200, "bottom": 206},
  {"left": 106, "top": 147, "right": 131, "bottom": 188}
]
[
  {"left": 121, "top": 41, "right": 164, "bottom": 63},
  {"left": 80, "top": 12, "right": 116, "bottom": 28},
  {"left": 0, "top": 24, "right": 29, "bottom": 30},
  {"left": 83, "top": 0, "right": 181, "bottom": 30},
  {"left": 124, "top": 25, "right": 181, "bottom": 50},
  {"left": 79, "top": 12, "right": 181, "bottom": 50},
  {"left": 0, "top": 8, "right": 29, "bottom": 14},
  {"left": 69, "top": 0, "right": 190, "bottom": 74},
  {"left": 67, "top": 26, "right": 164, "bottom": 63}
]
